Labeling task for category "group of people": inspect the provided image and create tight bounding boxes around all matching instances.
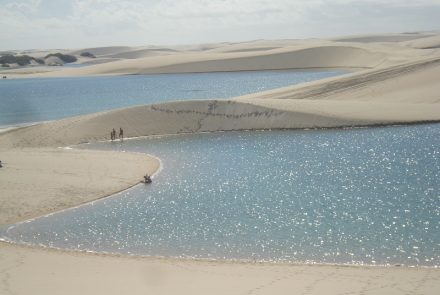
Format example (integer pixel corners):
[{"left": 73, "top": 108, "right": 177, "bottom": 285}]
[{"left": 110, "top": 127, "right": 124, "bottom": 141}]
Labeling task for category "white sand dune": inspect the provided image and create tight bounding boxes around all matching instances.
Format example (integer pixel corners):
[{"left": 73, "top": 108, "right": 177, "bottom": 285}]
[
  {"left": 37, "top": 45, "right": 386, "bottom": 77},
  {"left": 1, "top": 32, "right": 440, "bottom": 295},
  {"left": 104, "top": 48, "right": 178, "bottom": 59},
  {"left": 4, "top": 34, "right": 437, "bottom": 78},
  {"left": 403, "top": 35, "right": 440, "bottom": 49},
  {"left": 237, "top": 57, "right": 440, "bottom": 103},
  {"left": 1, "top": 98, "right": 439, "bottom": 151},
  {"left": 68, "top": 46, "right": 133, "bottom": 57},
  {"left": 214, "top": 46, "right": 282, "bottom": 53},
  {"left": 333, "top": 32, "right": 436, "bottom": 43},
  {"left": 0, "top": 100, "right": 358, "bottom": 149}
]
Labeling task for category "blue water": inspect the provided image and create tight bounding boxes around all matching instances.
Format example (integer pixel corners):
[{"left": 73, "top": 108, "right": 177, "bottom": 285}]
[
  {"left": 0, "top": 70, "right": 344, "bottom": 126},
  {"left": 2, "top": 124, "right": 439, "bottom": 267}
]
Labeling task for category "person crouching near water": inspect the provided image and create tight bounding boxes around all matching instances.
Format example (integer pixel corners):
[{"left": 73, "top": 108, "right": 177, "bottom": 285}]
[{"left": 144, "top": 173, "right": 152, "bottom": 184}]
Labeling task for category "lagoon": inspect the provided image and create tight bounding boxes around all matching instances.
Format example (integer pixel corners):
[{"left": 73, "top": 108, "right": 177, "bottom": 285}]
[
  {"left": 0, "top": 70, "right": 344, "bottom": 127},
  {"left": 2, "top": 124, "right": 439, "bottom": 267}
]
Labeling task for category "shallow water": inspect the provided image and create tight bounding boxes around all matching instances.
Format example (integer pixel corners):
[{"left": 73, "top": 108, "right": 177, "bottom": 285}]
[
  {"left": 1, "top": 124, "right": 439, "bottom": 267},
  {"left": 0, "top": 70, "right": 344, "bottom": 126}
]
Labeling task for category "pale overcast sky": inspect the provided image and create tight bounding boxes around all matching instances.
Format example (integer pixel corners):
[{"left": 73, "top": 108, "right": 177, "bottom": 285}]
[{"left": 1, "top": 0, "right": 440, "bottom": 50}]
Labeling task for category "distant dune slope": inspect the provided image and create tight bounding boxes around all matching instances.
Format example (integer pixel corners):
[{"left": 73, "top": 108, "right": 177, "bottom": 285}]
[
  {"left": 137, "top": 46, "right": 385, "bottom": 73},
  {"left": 237, "top": 57, "right": 440, "bottom": 103},
  {"left": 41, "top": 45, "right": 386, "bottom": 77},
  {"left": 402, "top": 35, "right": 440, "bottom": 49},
  {"left": 105, "top": 48, "right": 178, "bottom": 59},
  {"left": 334, "top": 33, "right": 435, "bottom": 43},
  {"left": 69, "top": 46, "right": 133, "bottom": 56}
]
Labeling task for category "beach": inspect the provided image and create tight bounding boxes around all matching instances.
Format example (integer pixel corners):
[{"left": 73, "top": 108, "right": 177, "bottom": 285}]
[{"left": 1, "top": 32, "right": 440, "bottom": 294}]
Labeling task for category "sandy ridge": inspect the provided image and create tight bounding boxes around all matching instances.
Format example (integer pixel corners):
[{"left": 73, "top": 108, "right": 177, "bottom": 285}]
[
  {"left": 237, "top": 57, "right": 440, "bottom": 101},
  {"left": 0, "top": 100, "right": 384, "bottom": 149},
  {"left": 18, "top": 44, "right": 386, "bottom": 78}
]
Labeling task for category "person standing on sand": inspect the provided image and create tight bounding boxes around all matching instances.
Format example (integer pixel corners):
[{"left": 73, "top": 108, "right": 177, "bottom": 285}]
[
  {"left": 112, "top": 128, "right": 116, "bottom": 141},
  {"left": 119, "top": 127, "right": 124, "bottom": 141}
]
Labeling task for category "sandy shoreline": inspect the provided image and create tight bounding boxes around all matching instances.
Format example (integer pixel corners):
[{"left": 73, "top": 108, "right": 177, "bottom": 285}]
[
  {"left": 1, "top": 32, "right": 440, "bottom": 294},
  {"left": 1, "top": 241, "right": 439, "bottom": 295}
]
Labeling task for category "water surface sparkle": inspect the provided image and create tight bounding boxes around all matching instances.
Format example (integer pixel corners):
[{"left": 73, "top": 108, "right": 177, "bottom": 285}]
[{"left": 1, "top": 125, "right": 439, "bottom": 266}]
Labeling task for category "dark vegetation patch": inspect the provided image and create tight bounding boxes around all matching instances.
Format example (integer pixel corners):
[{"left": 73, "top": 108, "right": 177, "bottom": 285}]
[
  {"left": 0, "top": 54, "right": 41, "bottom": 66},
  {"left": 80, "top": 52, "right": 96, "bottom": 58},
  {"left": 44, "top": 53, "right": 78, "bottom": 63}
]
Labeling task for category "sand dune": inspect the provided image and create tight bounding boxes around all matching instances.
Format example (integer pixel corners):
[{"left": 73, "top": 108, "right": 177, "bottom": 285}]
[
  {"left": 4, "top": 34, "right": 439, "bottom": 78},
  {"left": 237, "top": 57, "right": 440, "bottom": 103},
  {"left": 104, "top": 48, "right": 178, "bottom": 59},
  {"left": 214, "top": 46, "right": 281, "bottom": 53},
  {"left": 2, "top": 98, "right": 439, "bottom": 151},
  {"left": 37, "top": 45, "right": 386, "bottom": 77},
  {"left": 403, "top": 35, "right": 440, "bottom": 49},
  {"left": 333, "top": 32, "right": 436, "bottom": 43},
  {"left": 69, "top": 46, "right": 133, "bottom": 57}
]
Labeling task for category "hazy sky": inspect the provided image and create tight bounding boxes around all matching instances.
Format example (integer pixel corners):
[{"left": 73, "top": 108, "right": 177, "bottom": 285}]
[{"left": 1, "top": 0, "right": 440, "bottom": 50}]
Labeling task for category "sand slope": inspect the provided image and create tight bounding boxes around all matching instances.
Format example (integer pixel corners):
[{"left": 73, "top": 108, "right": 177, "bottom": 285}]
[
  {"left": 237, "top": 57, "right": 440, "bottom": 103},
  {"left": 403, "top": 35, "right": 440, "bottom": 49},
  {"left": 2, "top": 98, "right": 438, "bottom": 151}
]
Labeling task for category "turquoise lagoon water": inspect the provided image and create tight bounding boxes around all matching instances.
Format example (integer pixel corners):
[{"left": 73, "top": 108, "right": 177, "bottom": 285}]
[
  {"left": 0, "top": 70, "right": 344, "bottom": 126},
  {"left": 1, "top": 125, "right": 439, "bottom": 267}
]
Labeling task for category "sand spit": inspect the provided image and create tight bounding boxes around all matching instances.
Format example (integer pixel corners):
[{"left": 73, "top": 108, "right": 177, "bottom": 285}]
[
  {"left": 0, "top": 100, "right": 363, "bottom": 149},
  {"left": 2, "top": 98, "right": 439, "bottom": 151},
  {"left": 0, "top": 148, "right": 159, "bottom": 225}
]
